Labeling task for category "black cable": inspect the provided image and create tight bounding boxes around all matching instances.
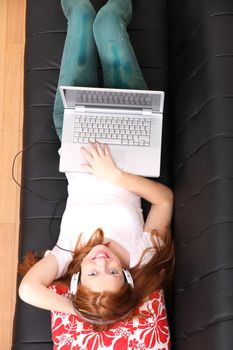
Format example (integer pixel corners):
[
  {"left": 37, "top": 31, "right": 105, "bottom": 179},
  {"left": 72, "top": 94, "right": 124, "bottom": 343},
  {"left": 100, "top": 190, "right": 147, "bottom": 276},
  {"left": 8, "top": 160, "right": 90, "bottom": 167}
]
[
  {"left": 12, "top": 125, "right": 66, "bottom": 204},
  {"left": 12, "top": 123, "right": 70, "bottom": 254},
  {"left": 48, "top": 195, "right": 67, "bottom": 243},
  {"left": 55, "top": 244, "right": 75, "bottom": 254}
]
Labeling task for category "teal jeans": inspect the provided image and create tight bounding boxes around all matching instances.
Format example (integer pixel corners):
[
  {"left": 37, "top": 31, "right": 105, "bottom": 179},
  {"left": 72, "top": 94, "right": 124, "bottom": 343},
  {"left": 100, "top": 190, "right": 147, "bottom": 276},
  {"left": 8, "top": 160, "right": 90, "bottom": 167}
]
[{"left": 53, "top": 0, "right": 148, "bottom": 140}]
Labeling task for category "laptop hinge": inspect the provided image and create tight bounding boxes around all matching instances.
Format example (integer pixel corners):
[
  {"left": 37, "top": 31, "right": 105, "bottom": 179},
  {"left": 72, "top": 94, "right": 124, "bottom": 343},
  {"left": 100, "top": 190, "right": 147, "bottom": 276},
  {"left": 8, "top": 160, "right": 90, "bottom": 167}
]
[
  {"left": 142, "top": 108, "right": 152, "bottom": 116},
  {"left": 75, "top": 105, "right": 85, "bottom": 112}
]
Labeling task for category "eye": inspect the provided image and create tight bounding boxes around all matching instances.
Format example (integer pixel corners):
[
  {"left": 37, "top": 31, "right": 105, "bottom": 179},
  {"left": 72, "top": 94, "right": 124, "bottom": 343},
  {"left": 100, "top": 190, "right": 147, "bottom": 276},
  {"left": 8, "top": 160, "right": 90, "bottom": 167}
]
[
  {"left": 108, "top": 268, "right": 119, "bottom": 275},
  {"left": 88, "top": 270, "right": 97, "bottom": 276}
]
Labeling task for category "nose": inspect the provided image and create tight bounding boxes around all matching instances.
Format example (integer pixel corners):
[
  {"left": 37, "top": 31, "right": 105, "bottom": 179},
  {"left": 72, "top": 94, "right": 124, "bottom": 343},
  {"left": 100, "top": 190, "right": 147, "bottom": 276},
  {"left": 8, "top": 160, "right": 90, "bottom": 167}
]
[{"left": 94, "top": 257, "right": 109, "bottom": 270}]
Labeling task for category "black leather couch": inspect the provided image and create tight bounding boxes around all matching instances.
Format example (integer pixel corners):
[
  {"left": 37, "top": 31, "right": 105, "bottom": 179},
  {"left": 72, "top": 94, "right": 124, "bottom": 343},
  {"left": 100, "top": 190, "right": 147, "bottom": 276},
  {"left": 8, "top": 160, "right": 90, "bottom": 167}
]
[{"left": 12, "top": 0, "right": 233, "bottom": 349}]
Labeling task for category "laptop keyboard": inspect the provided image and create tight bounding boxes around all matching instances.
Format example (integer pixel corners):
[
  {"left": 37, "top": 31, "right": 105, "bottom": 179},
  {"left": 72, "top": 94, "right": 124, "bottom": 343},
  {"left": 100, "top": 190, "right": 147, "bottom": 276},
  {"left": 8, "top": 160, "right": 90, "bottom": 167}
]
[
  {"left": 73, "top": 114, "right": 151, "bottom": 146},
  {"left": 69, "top": 90, "right": 155, "bottom": 107}
]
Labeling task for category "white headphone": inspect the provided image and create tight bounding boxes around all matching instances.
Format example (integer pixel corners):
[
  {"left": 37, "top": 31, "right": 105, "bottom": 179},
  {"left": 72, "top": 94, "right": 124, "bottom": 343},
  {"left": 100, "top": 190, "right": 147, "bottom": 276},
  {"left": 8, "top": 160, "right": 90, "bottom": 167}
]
[
  {"left": 70, "top": 272, "right": 80, "bottom": 296},
  {"left": 70, "top": 269, "right": 134, "bottom": 296},
  {"left": 122, "top": 269, "right": 134, "bottom": 288}
]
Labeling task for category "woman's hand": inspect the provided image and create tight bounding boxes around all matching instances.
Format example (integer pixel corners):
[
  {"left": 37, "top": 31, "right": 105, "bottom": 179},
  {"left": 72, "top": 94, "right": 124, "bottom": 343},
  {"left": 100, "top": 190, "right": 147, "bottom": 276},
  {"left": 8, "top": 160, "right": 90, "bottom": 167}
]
[
  {"left": 19, "top": 254, "right": 75, "bottom": 315},
  {"left": 80, "top": 142, "right": 121, "bottom": 182}
]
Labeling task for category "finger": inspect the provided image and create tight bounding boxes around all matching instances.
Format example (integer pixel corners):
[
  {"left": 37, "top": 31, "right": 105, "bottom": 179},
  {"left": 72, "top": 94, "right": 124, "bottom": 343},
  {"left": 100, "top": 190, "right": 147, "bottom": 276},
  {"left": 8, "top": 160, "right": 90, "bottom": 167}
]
[
  {"left": 87, "top": 142, "right": 99, "bottom": 158},
  {"left": 81, "top": 163, "right": 93, "bottom": 173},
  {"left": 80, "top": 146, "right": 94, "bottom": 164},
  {"left": 104, "top": 144, "right": 117, "bottom": 166},
  {"left": 104, "top": 143, "right": 110, "bottom": 156},
  {"left": 96, "top": 141, "right": 105, "bottom": 156}
]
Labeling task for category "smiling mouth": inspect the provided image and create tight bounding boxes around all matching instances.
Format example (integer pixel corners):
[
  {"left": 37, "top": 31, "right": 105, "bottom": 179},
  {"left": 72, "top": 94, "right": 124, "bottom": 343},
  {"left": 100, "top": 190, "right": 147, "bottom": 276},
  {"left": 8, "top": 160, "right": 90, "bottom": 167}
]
[{"left": 92, "top": 249, "right": 110, "bottom": 259}]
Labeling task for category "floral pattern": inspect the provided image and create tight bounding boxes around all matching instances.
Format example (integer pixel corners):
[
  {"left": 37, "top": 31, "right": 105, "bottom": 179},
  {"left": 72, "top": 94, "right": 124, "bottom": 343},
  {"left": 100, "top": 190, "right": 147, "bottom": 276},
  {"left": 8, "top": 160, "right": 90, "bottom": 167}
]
[{"left": 50, "top": 284, "right": 171, "bottom": 350}]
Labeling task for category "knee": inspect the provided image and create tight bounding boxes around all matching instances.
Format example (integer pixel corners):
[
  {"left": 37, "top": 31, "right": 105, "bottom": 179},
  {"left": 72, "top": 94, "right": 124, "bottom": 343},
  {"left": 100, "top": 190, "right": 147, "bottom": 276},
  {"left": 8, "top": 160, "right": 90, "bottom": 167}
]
[
  {"left": 63, "top": 0, "right": 96, "bottom": 23},
  {"left": 93, "top": 6, "right": 124, "bottom": 42}
]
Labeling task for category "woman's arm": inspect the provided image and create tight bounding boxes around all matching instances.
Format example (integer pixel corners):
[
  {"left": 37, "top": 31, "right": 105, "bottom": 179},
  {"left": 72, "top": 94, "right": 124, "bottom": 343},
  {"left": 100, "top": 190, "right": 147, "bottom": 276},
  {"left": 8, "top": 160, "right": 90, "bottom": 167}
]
[
  {"left": 19, "top": 253, "right": 74, "bottom": 314},
  {"left": 81, "top": 142, "right": 173, "bottom": 238},
  {"left": 111, "top": 172, "right": 173, "bottom": 239}
]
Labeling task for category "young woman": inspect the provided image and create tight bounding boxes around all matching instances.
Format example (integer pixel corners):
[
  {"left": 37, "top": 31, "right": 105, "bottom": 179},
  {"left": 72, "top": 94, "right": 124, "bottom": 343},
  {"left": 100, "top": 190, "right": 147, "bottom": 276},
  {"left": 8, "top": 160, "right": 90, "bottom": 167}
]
[{"left": 19, "top": 0, "right": 174, "bottom": 331}]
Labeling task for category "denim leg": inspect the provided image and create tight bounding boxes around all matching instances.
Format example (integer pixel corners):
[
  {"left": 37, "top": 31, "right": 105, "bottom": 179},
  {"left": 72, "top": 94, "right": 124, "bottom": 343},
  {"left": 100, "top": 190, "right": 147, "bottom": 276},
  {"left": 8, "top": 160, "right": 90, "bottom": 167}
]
[
  {"left": 93, "top": 0, "right": 148, "bottom": 90},
  {"left": 53, "top": 0, "right": 98, "bottom": 140}
]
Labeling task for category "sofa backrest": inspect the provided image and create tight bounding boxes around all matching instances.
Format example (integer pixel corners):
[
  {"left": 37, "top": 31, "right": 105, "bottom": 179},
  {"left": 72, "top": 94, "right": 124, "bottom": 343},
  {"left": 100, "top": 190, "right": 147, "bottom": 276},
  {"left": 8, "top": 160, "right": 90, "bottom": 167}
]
[{"left": 169, "top": 0, "right": 233, "bottom": 349}]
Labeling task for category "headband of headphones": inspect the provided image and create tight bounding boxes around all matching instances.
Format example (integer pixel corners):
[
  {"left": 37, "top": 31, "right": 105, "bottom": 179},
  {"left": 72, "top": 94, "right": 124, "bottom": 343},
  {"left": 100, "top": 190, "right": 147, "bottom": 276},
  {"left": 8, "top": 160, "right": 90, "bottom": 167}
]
[{"left": 70, "top": 269, "right": 134, "bottom": 296}]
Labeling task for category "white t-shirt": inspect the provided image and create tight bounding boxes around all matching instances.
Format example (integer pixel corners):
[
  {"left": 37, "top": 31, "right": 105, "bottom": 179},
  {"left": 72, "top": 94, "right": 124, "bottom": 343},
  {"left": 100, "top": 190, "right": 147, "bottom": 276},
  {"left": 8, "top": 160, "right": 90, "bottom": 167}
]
[{"left": 46, "top": 172, "right": 160, "bottom": 278}]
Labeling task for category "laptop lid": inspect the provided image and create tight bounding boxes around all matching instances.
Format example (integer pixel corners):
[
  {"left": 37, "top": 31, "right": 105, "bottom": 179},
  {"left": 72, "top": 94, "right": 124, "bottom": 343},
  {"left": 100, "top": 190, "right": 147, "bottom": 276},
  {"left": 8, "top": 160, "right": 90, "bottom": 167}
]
[{"left": 60, "top": 86, "right": 164, "bottom": 113}]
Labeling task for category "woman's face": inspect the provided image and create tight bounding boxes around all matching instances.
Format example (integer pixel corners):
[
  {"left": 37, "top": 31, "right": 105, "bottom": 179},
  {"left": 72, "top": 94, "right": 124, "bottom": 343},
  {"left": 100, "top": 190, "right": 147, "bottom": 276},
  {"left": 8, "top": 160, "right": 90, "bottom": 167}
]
[{"left": 81, "top": 245, "right": 125, "bottom": 292}]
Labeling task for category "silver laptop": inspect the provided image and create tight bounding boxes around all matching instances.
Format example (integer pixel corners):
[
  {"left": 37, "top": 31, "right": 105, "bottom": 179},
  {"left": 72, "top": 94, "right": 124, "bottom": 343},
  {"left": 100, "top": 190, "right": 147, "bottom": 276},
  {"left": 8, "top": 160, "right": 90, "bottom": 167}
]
[{"left": 59, "top": 86, "right": 164, "bottom": 177}]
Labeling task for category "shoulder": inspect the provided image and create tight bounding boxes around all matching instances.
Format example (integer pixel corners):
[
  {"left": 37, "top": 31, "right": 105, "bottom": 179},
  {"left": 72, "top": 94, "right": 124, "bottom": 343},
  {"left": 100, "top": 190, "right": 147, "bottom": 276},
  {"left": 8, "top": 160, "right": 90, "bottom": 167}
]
[{"left": 130, "top": 231, "right": 165, "bottom": 268}]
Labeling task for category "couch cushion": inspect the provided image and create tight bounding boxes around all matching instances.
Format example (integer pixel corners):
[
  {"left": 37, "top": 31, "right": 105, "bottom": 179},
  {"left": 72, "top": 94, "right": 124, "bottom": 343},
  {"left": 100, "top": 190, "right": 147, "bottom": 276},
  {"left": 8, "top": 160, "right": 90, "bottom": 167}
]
[{"left": 13, "top": 1, "right": 171, "bottom": 349}]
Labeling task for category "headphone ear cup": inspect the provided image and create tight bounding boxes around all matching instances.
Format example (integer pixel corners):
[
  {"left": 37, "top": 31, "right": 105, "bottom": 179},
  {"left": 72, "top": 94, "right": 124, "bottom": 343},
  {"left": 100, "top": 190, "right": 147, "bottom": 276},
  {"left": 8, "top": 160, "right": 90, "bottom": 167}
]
[
  {"left": 122, "top": 269, "right": 134, "bottom": 288},
  {"left": 70, "top": 272, "right": 80, "bottom": 295}
]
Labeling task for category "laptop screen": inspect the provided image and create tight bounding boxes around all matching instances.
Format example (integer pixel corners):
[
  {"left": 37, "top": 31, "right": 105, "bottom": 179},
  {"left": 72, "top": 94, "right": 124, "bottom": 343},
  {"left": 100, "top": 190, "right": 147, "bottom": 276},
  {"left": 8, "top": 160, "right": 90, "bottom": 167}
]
[{"left": 60, "top": 86, "right": 164, "bottom": 113}]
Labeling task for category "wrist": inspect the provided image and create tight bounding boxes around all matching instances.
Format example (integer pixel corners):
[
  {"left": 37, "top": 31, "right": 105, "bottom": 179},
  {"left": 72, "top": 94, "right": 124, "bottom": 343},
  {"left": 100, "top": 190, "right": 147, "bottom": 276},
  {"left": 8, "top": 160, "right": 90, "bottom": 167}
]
[{"left": 110, "top": 168, "right": 124, "bottom": 185}]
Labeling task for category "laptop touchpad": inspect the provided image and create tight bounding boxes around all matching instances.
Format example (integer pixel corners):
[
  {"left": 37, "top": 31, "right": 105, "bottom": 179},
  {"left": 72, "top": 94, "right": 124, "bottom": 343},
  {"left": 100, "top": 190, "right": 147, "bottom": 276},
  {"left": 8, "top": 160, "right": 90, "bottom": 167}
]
[{"left": 112, "top": 150, "right": 125, "bottom": 170}]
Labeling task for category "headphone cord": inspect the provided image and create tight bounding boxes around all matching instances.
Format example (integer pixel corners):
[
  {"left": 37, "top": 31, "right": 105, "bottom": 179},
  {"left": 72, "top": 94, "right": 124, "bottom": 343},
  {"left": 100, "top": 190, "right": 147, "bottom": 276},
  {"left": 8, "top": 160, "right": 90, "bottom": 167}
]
[
  {"left": 12, "top": 124, "right": 66, "bottom": 204},
  {"left": 12, "top": 123, "right": 68, "bottom": 247}
]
